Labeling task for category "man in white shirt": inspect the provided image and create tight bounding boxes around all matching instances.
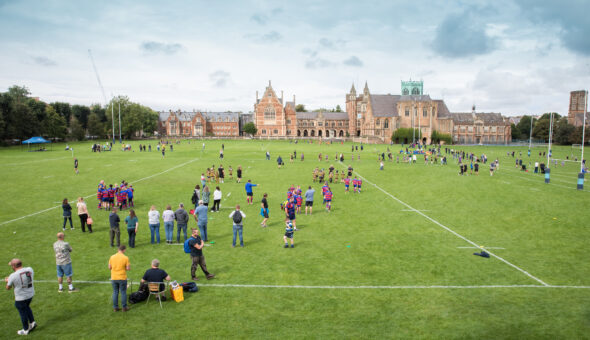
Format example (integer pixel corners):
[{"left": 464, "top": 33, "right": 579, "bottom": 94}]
[
  {"left": 5, "top": 259, "right": 37, "bottom": 335},
  {"left": 229, "top": 205, "right": 246, "bottom": 247}
]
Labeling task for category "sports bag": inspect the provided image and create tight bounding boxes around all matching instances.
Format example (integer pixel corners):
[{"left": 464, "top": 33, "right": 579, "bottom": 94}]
[
  {"left": 232, "top": 211, "right": 242, "bottom": 224},
  {"left": 183, "top": 237, "right": 195, "bottom": 253},
  {"left": 181, "top": 282, "right": 199, "bottom": 292}
]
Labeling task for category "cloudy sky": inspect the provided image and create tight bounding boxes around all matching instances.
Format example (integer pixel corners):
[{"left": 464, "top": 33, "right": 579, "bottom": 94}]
[{"left": 0, "top": 0, "right": 589, "bottom": 116}]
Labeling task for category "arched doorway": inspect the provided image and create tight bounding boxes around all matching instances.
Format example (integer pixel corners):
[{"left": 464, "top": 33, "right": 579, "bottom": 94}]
[
  {"left": 332, "top": 130, "right": 336, "bottom": 138},
  {"left": 339, "top": 130, "right": 344, "bottom": 137},
  {"left": 297, "top": 130, "right": 301, "bottom": 137},
  {"left": 356, "top": 130, "right": 361, "bottom": 137},
  {"left": 318, "top": 130, "right": 322, "bottom": 137},
  {"left": 303, "top": 130, "right": 308, "bottom": 137},
  {"left": 311, "top": 130, "right": 315, "bottom": 137},
  {"left": 325, "top": 130, "right": 329, "bottom": 137},
  {"left": 422, "top": 137, "right": 427, "bottom": 144}
]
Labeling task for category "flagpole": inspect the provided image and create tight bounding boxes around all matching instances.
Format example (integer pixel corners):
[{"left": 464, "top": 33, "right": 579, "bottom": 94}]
[
  {"left": 547, "top": 112, "right": 554, "bottom": 166},
  {"left": 581, "top": 91, "right": 587, "bottom": 172}
]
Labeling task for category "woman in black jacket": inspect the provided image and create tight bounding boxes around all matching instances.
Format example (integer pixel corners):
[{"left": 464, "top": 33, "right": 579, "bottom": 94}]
[{"left": 62, "top": 198, "right": 73, "bottom": 231}]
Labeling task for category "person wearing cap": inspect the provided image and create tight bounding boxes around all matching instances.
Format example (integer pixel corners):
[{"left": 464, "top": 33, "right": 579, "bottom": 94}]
[
  {"left": 284, "top": 222, "right": 295, "bottom": 248},
  {"left": 5, "top": 259, "right": 37, "bottom": 335}
]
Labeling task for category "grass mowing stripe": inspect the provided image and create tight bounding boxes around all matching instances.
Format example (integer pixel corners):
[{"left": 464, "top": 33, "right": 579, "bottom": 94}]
[
  {"left": 0, "top": 157, "right": 199, "bottom": 226},
  {"left": 340, "top": 162, "right": 550, "bottom": 287},
  {"left": 498, "top": 169, "right": 587, "bottom": 192},
  {"left": 32, "top": 280, "right": 590, "bottom": 289}
]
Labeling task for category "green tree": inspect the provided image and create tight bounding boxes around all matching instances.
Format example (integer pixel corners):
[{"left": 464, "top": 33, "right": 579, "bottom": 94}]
[
  {"left": 569, "top": 126, "right": 590, "bottom": 145},
  {"left": 511, "top": 123, "right": 521, "bottom": 140},
  {"left": 106, "top": 96, "right": 158, "bottom": 138},
  {"left": 51, "top": 102, "right": 72, "bottom": 126},
  {"left": 430, "top": 130, "right": 452, "bottom": 144},
  {"left": 72, "top": 105, "right": 91, "bottom": 129},
  {"left": 391, "top": 128, "right": 420, "bottom": 143},
  {"left": 335, "top": 105, "right": 342, "bottom": 112},
  {"left": 243, "top": 122, "right": 257, "bottom": 135},
  {"left": 554, "top": 117, "right": 575, "bottom": 145},
  {"left": 516, "top": 115, "right": 535, "bottom": 138},
  {"left": 532, "top": 119, "right": 551, "bottom": 141},
  {"left": 44, "top": 106, "right": 67, "bottom": 139},
  {"left": 295, "top": 104, "right": 306, "bottom": 112},
  {"left": 90, "top": 103, "right": 107, "bottom": 122},
  {"left": 87, "top": 112, "right": 104, "bottom": 137},
  {"left": 69, "top": 116, "right": 85, "bottom": 141}
]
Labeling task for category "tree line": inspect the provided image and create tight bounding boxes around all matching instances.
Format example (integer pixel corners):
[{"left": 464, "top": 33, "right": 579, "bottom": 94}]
[
  {"left": 511, "top": 113, "right": 589, "bottom": 145},
  {"left": 0, "top": 85, "right": 159, "bottom": 143}
]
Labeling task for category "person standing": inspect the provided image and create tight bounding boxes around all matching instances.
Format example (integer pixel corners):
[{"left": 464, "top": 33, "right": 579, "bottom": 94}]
[
  {"left": 245, "top": 179, "right": 257, "bottom": 205},
  {"left": 125, "top": 209, "right": 139, "bottom": 248},
  {"left": 76, "top": 197, "right": 89, "bottom": 232},
  {"left": 188, "top": 228, "right": 215, "bottom": 280},
  {"left": 193, "top": 200, "right": 209, "bottom": 242},
  {"left": 53, "top": 232, "right": 78, "bottom": 293},
  {"left": 148, "top": 205, "right": 161, "bottom": 244},
  {"left": 284, "top": 197, "right": 297, "bottom": 229},
  {"left": 218, "top": 164, "right": 225, "bottom": 184},
  {"left": 305, "top": 186, "right": 315, "bottom": 215},
  {"left": 74, "top": 158, "right": 79, "bottom": 175},
  {"left": 202, "top": 186, "right": 210, "bottom": 207},
  {"left": 212, "top": 186, "right": 222, "bottom": 212},
  {"left": 109, "top": 207, "right": 121, "bottom": 247},
  {"left": 175, "top": 203, "right": 189, "bottom": 243},
  {"left": 162, "top": 205, "right": 175, "bottom": 244},
  {"left": 108, "top": 245, "right": 130, "bottom": 312},
  {"left": 62, "top": 198, "right": 74, "bottom": 231},
  {"left": 229, "top": 205, "right": 246, "bottom": 247},
  {"left": 5, "top": 259, "right": 37, "bottom": 335},
  {"left": 260, "top": 193, "right": 269, "bottom": 228},
  {"left": 237, "top": 165, "right": 243, "bottom": 183}
]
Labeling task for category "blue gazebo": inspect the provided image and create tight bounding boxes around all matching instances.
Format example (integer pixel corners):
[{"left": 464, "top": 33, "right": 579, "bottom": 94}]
[{"left": 22, "top": 136, "right": 51, "bottom": 151}]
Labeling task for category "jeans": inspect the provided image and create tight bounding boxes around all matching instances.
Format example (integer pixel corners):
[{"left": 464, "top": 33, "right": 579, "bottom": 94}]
[
  {"left": 110, "top": 227, "right": 120, "bottom": 247},
  {"left": 164, "top": 221, "right": 174, "bottom": 242},
  {"left": 232, "top": 225, "right": 243, "bottom": 246},
  {"left": 111, "top": 280, "right": 127, "bottom": 308},
  {"left": 198, "top": 222, "right": 208, "bottom": 242},
  {"left": 149, "top": 223, "right": 160, "bottom": 244},
  {"left": 177, "top": 223, "right": 187, "bottom": 243},
  {"left": 128, "top": 229, "right": 136, "bottom": 248},
  {"left": 63, "top": 216, "right": 73, "bottom": 229},
  {"left": 15, "top": 298, "right": 34, "bottom": 331}
]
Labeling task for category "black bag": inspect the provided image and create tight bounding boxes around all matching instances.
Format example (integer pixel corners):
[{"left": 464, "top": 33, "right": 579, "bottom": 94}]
[
  {"left": 232, "top": 211, "right": 242, "bottom": 224},
  {"left": 128, "top": 283, "right": 149, "bottom": 304},
  {"left": 181, "top": 282, "right": 199, "bottom": 292}
]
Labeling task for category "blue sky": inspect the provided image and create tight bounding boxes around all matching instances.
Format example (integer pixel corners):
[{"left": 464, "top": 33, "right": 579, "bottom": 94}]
[{"left": 0, "top": 0, "right": 589, "bottom": 116}]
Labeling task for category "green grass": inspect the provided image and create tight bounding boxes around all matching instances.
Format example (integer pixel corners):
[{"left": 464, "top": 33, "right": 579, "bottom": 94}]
[{"left": 1, "top": 140, "right": 589, "bottom": 339}]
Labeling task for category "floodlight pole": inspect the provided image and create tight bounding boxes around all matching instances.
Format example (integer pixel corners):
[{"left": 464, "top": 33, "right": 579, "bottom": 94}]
[
  {"left": 111, "top": 99, "right": 115, "bottom": 145},
  {"left": 412, "top": 98, "right": 415, "bottom": 145},
  {"left": 418, "top": 100, "right": 421, "bottom": 145},
  {"left": 581, "top": 90, "right": 587, "bottom": 173},
  {"left": 528, "top": 115, "right": 533, "bottom": 151},
  {"left": 118, "top": 100, "right": 122, "bottom": 144},
  {"left": 547, "top": 112, "right": 554, "bottom": 166}
]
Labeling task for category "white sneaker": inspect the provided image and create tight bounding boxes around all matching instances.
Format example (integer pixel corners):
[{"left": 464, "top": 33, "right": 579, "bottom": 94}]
[
  {"left": 17, "top": 329, "right": 29, "bottom": 335},
  {"left": 28, "top": 321, "right": 37, "bottom": 332}
]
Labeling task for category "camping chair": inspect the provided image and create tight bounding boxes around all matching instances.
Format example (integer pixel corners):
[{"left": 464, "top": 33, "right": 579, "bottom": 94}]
[{"left": 146, "top": 282, "right": 167, "bottom": 308}]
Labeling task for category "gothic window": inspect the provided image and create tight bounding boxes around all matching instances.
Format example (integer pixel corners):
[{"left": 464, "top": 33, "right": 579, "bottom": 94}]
[
  {"left": 287, "top": 120, "right": 291, "bottom": 124},
  {"left": 411, "top": 87, "right": 420, "bottom": 95},
  {"left": 384, "top": 119, "right": 389, "bottom": 128},
  {"left": 402, "top": 88, "right": 409, "bottom": 95},
  {"left": 264, "top": 105, "right": 275, "bottom": 120},
  {"left": 318, "top": 122, "right": 323, "bottom": 127},
  {"left": 273, "top": 129, "right": 278, "bottom": 134},
  {"left": 423, "top": 108, "right": 427, "bottom": 117},
  {"left": 338, "top": 121, "right": 343, "bottom": 127},
  {"left": 376, "top": 119, "right": 380, "bottom": 126},
  {"left": 405, "top": 108, "right": 410, "bottom": 116},
  {"left": 361, "top": 104, "right": 366, "bottom": 112},
  {"left": 261, "top": 129, "right": 267, "bottom": 134}
]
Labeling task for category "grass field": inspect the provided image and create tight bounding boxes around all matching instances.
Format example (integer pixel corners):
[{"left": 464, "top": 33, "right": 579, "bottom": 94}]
[{"left": 1, "top": 139, "right": 589, "bottom": 339}]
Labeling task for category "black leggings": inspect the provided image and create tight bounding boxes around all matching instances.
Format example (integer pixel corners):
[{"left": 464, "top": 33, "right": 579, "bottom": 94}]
[
  {"left": 212, "top": 200, "right": 220, "bottom": 212},
  {"left": 79, "top": 214, "right": 87, "bottom": 231},
  {"left": 63, "top": 216, "right": 73, "bottom": 229}
]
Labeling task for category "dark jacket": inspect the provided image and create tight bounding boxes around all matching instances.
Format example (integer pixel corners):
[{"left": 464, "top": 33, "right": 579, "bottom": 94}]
[
  {"left": 175, "top": 208, "right": 189, "bottom": 224},
  {"left": 109, "top": 212, "right": 120, "bottom": 228}
]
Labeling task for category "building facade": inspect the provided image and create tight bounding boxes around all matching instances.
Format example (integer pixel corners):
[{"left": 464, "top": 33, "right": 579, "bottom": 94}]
[
  {"left": 251, "top": 81, "right": 511, "bottom": 144},
  {"left": 568, "top": 90, "right": 589, "bottom": 127},
  {"left": 158, "top": 110, "right": 240, "bottom": 137}
]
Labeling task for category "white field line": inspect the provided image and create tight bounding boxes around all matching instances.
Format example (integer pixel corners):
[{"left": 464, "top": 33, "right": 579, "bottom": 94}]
[
  {"left": 32, "top": 280, "right": 590, "bottom": 289},
  {"left": 341, "top": 163, "right": 550, "bottom": 287},
  {"left": 401, "top": 209, "right": 430, "bottom": 212},
  {"left": 457, "top": 247, "right": 505, "bottom": 249},
  {"left": 0, "top": 158, "right": 199, "bottom": 226},
  {"left": 494, "top": 164, "right": 586, "bottom": 187},
  {"left": 500, "top": 171, "right": 587, "bottom": 192},
  {"left": 4, "top": 156, "right": 69, "bottom": 166}
]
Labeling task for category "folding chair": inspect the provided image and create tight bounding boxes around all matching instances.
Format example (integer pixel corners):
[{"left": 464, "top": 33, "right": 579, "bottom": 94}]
[{"left": 146, "top": 282, "right": 167, "bottom": 308}]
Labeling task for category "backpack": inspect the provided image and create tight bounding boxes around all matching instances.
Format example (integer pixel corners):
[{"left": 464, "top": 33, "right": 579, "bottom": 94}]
[
  {"left": 128, "top": 283, "right": 149, "bottom": 304},
  {"left": 181, "top": 282, "right": 199, "bottom": 292},
  {"left": 232, "top": 211, "right": 242, "bottom": 224},
  {"left": 183, "top": 237, "right": 195, "bottom": 254}
]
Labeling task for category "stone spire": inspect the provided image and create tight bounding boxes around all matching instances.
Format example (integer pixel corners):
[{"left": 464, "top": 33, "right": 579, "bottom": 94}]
[{"left": 350, "top": 83, "right": 356, "bottom": 95}]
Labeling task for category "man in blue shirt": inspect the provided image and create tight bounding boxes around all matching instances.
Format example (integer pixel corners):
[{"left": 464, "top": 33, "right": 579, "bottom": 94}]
[
  {"left": 304, "top": 186, "right": 315, "bottom": 215},
  {"left": 193, "top": 200, "right": 209, "bottom": 242},
  {"left": 245, "top": 180, "right": 258, "bottom": 205}
]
